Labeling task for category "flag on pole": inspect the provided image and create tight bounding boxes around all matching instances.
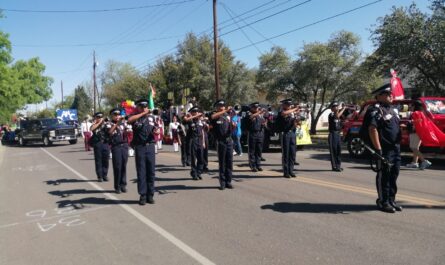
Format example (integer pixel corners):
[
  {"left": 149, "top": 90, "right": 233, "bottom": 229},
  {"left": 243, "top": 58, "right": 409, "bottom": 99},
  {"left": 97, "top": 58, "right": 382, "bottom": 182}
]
[
  {"left": 390, "top": 68, "right": 405, "bottom": 100},
  {"left": 148, "top": 83, "right": 156, "bottom": 110}
]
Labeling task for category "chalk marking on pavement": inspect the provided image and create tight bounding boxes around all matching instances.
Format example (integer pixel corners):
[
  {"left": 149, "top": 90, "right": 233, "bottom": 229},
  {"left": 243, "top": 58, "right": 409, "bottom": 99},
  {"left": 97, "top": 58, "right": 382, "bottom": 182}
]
[
  {"left": 0, "top": 222, "right": 19, "bottom": 229},
  {"left": 0, "top": 206, "right": 110, "bottom": 230},
  {"left": 159, "top": 152, "right": 444, "bottom": 207},
  {"left": 40, "top": 148, "right": 216, "bottom": 265}
]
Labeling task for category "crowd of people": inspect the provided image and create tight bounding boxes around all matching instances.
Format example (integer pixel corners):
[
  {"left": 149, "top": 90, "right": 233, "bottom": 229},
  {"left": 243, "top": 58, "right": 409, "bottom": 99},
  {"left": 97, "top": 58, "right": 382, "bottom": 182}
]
[{"left": 1, "top": 84, "right": 440, "bottom": 213}]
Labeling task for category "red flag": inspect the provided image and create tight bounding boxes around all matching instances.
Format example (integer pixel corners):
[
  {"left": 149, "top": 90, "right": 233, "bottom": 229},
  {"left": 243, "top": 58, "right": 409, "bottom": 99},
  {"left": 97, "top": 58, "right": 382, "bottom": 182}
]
[
  {"left": 390, "top": 69, "right": 405, "bottom": 100},
  {"left": 412, "top": 111, "right": 445, "bottom": 148}
]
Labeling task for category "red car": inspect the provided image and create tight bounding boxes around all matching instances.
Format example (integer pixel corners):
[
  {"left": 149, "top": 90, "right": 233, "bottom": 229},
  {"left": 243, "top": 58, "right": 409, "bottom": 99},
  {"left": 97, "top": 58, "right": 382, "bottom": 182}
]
[{"left": 342, "top": 97, "right": 445, "bottom": 157}]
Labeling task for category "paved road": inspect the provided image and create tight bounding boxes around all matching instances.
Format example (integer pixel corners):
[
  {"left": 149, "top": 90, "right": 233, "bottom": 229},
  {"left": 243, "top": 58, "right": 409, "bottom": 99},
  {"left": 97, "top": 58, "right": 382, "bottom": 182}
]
[{"left": 0, "top": 142, "right": 444, "bottom": 265}]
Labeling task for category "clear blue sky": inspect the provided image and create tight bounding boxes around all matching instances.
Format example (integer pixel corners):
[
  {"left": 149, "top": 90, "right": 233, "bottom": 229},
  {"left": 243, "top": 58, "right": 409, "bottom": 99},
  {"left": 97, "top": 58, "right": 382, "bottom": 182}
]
[{"left": 1, "top": 0, "right": 429, "bottom": 108}]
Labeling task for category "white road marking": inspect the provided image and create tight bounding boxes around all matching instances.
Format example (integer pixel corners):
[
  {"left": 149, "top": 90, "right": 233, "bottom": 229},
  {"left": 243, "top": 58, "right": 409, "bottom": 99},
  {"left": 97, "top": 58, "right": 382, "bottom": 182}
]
[{"left": 40, "top": 147, "right": 215, "bottom": 265}]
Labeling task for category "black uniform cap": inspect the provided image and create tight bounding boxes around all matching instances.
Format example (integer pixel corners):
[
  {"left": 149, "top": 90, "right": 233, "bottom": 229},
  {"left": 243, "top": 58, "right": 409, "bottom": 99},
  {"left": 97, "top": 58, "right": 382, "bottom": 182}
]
[
  {"left": 188, "top": 106, "right": 200, "bottom": 113},
  {"left": 135, "top": 99, "right": 149, "bottom": 107},
  {"left": 213, "top": 99, "right": 226, "bottom": 107},
  {"left": 372, "top": 83, "right": 392, "bottom": 95},
  {"left": 93, "top": 112, "right": 104, "bottom": 118},
  {"left": 280, "top": 98, "right": 293, "bottom": 105},
  {"left": 330, "top": 102, "right": 339, "bottom": 108},
  {"left": 109, "top": 108, "right": 121, "bottom": 115},
  {"left": 249, "top": 102, "right": 260, "bottom": 108}
]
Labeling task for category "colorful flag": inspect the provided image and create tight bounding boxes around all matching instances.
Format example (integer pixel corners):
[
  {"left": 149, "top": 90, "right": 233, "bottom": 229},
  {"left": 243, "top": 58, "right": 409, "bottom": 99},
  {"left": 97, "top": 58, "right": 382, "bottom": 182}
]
[
  {"left": 148, "top": 83, "right": 156, "bottom": 110},
  {"left": 390, "top": 69, "right": 405, "bottom": 100}
]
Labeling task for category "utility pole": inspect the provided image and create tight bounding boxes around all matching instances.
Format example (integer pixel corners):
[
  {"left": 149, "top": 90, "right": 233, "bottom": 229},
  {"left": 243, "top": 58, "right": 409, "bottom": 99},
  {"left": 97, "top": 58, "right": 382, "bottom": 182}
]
[
  {"left": 93, "top": 50, "right": 97, "bottom": 114},
  {"left": 61, "top": 80, "right": 64, "bottom": 109},
  {"left": 213, "top": 0, "right": 221, "bottom": 100}
]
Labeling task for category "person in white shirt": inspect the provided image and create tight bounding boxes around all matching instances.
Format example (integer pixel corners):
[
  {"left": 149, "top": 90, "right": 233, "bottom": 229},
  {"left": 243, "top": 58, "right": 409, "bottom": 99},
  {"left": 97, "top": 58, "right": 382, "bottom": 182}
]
[
  {"left": 168, "top": 115, "right": 181, "bottom": 152},
  {"left": 81, "top": 116, "right": 93, "bottom": 151}
]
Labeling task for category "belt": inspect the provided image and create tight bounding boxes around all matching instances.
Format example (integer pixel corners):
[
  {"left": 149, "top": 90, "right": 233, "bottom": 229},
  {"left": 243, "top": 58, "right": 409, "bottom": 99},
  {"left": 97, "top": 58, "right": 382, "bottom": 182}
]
[
  {"left": 217, "top": 137, "right": 232, "bottom": 142},
  {"left": 112, "top": 143, "right": 128, "bottom": 147},
  {"left": 283, "top": 130, "right": 295, "bottom": 133}
]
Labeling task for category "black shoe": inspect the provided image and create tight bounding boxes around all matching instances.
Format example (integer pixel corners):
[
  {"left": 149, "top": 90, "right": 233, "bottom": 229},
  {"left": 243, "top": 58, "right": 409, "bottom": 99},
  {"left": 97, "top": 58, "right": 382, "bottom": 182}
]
[
  {"left": 139, "top": 195, "right": 146, "bottom": 206},
  {"left": 339, "top": 167, "right": 344, "bottom": 171},
  {"left": 290, "top": 173, "right": 297, "bottom": 178},
  {"left": 121, "top": 186, "right": 127, "bottom": 193},
  {"left": 257, "top": 167, "right": 263, "bottom": 171},
  {"left": 186, "top": 163, "right": 191, "bottom": 166},
  {"left": 182, "top": 163, "right": 186, "bottom": 167},
  {"left": 251, "top": 168, "right": 258, "bottom": 172},
  {"left": 103, "top": 177, "right": 109, "bottom": 182},
  {"left": 202, "top": 168, "right": 209, "bottom": 174},
  {"left": 219, "top": 184, "right": 225, "bottom": 190},
  {"left": 380, "top": 202, "right": 396, "bottom": 213},
  {"left": 192, "top": 176, "right": 198, "bottom": 180},
  {"left": 261, "top": 157, "right": 266, "bottom": 161},
  {"left": 284, "top": 174, "right": 291, "bottom": 178},
  {"left": 390, "top": 201, "right": 403, "bottom": 211},
  {"left": 226, "top": 183, "right": 233, "bottom": 189},
  {"left": 333, "top": 168, "right": 342, "bottom": 172},
  {"left": 147, "top": 195, "right": 155, "bottom": 204},
  {"left": 295, "top": 162, "right": 300, "bottom": 166},
  {"left": 197, "top": 175, "right": 202, "bottom": 180},
  {"left": 115, "top": 189, "right": 121, "bottom": 194},
  {"left": 98, "top": 178, "right": 103, "bottom": 182}
]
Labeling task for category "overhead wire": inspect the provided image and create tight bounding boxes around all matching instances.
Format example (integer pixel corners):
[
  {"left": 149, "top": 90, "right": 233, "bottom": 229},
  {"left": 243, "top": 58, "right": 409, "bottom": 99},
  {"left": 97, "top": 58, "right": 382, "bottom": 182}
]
[
  {"left": 0, "top": 0, "right": 199, "bottom": 13},
  {"left": 220, "top": 3, "right": 263, "bottom": 55},
  {"left": 232, "top": 0, "right": 384, "bottom": 52}
]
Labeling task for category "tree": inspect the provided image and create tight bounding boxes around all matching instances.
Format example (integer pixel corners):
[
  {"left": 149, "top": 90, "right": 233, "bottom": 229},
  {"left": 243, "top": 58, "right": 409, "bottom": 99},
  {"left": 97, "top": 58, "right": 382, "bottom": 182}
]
[
  {"left": 101, "top": 60, "right": 148, "bottom": 109},
  {"left": 0, "top": 30, "right": 53, "bottom": 123},
  {"left": 370, "top": 0, "right": 445, "bottom": 95},
  {"left": 258, "top": 31, "right": 380, "bottom": 134},
  {"left": 71, "top": 85, "right": 93, "bottom": 119},
  {"left": 148, "top": 33, "right": 257, "bottom": 109}
]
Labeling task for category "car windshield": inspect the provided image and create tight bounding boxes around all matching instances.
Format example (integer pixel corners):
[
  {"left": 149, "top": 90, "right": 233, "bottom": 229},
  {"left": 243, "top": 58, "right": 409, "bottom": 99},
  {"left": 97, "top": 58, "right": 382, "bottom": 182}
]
[
  {"left": 425, "top": 100, "right": 445, "bottom": 114},
  {"left": 41, "top": 119, "right": 64, "bottom": 126}
]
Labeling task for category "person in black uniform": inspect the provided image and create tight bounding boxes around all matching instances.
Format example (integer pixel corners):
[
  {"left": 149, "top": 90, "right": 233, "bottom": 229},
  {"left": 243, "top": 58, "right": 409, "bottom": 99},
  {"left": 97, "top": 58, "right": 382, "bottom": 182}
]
[
  {"left": 328, "top": 102, "right": 346, "bottom": 172},
  {"left": 182, "top": 107, "right": 205, "bottom": 180},
  {"left": 246, "top": 102, "right": 267, "bottom": 172},
  {"left": 363, "top": 84, "right": 402, "bottom": 213},
  {"left": 90, "top": 112, "right": 111, "bottom": 182},
  {"left": 276, "top": 99, "right": 300, "bottom": 178},
  {"left": 177, "top": 119, "right": 187, "bottom": 167},
  {"left": 210, "top": 99, "right": 235, "bottom": 190},
  {"left": 182, "top": 113, "right": 192, "bottom": 167},
  {"left": 201, "top": 112, "right": 210, "bottom": 174},
  {"left": 108, "top": 108, "right": 129, "bottom": 194},
  {"left": 128, "top": 99, "right": 160, "bottom": 205}
]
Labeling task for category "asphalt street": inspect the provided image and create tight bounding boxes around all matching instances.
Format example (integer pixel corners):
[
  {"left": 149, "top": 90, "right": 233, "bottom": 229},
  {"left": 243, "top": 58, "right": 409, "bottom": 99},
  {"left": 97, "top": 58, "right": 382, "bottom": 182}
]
[{"left": 0, "top": 141, "right": 444, "bottom": 265}]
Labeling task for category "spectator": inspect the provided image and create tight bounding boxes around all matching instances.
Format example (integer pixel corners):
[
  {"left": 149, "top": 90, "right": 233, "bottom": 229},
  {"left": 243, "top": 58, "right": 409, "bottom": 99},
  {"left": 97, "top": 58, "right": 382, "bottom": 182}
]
[
  {"left": 81, "top": 116, "right": 93, "bottom": 151},
  {"left": 406, "top": 101, "right": 432, "bottom": 169},
  {"left": 231, "top": 105, "right": 243, "bottom": 156}
]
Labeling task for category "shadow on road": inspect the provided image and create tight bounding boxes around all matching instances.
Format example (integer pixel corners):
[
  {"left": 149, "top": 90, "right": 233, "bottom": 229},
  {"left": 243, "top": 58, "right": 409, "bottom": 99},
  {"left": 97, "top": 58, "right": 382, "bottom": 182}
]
[
  {"left": 56, "top": 197, "right": 140, "bottom": 208},
  {"left": 261, "top": 202, "right": 445, "bottom": 214},
  {"left": 49, "top": 189, "right": 115, "bottom": 198},
  {"left": 45, "top": 178, "right": 98, "bottom": 185}
]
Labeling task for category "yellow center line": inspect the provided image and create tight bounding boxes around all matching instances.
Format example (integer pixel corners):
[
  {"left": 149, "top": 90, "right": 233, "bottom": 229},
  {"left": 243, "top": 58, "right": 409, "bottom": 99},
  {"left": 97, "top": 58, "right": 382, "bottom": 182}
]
[{"left": 157, "top": 152, "right": 445, "bottom": 207}]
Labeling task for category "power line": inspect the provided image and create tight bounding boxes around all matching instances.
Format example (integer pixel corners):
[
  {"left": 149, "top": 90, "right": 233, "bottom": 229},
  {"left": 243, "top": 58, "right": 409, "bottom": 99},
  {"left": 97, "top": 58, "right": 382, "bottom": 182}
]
[
  {"left": 134, "top": 0, "right": 293, "bottom": 71},
  {"left": 233, "top": 0, "right": 384, "bottom": 52},
  {"left": 222, "top": 4, "right": 276, "bottom": 47},
  {"left": 1, "top": 0, "right": 198, "bottom": 13},
  {"left": 220, "top": 3, "right": 263, "bottom": 55},
  {"left": 220, "top": 0, "right": 312, "bottom": 37},
  {"left": 13, "top": 35, "right": 184, "bottom": 48}
]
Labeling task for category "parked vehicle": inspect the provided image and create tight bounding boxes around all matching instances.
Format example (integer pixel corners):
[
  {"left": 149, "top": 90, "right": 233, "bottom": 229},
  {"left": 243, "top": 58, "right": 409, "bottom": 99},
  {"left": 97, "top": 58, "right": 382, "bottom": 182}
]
[
  {"left": 16, "top": 118, "right": 78, "bottom": 146},
  {"left": 342, "top": 97, "right": 445, "bottom": 157}
]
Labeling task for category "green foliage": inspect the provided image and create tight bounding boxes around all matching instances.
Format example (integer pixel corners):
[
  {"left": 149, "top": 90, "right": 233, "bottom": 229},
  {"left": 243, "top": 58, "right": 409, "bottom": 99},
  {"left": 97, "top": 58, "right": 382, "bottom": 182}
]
[
  {"left": 0, "top": 29, "right": 53, "bottom": 123},
  {"left": 257, "top": 31, "right": 380, "bottom": 134},
  {"left": 101, "top": 33, "right": 257, "bottom": 110},
  {"left": 71, "top": 85, "right": 93, "bottom": 120},
  {"left": 370, "top": 0, "right": 445, "bottom": 95},
  {"left": 101, "top": 60, "right": 148, "bottom": 108},
  {"left": 31, "top": 108, "right": 56, "bottom": 119}
]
